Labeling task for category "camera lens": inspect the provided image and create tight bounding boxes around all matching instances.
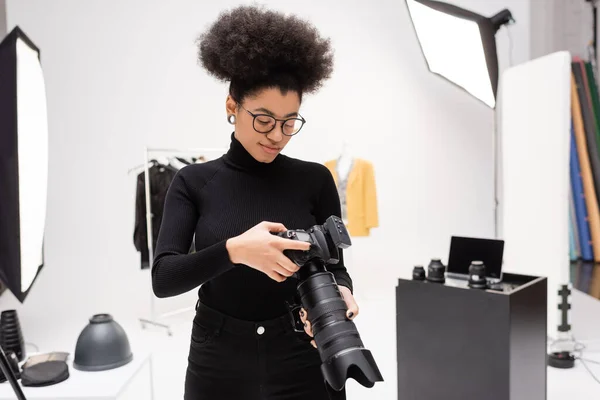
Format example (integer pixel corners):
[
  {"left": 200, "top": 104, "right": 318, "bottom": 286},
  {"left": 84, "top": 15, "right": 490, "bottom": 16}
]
[
  {"left": 297, "top": 268, "right": 383, "bottom": 391},
  {"left": 468, "top": 261, "right": 487, "bottom": 289},
  {"left": 412, "top": 266, "right": 426, "bottom": 280},
  {"left": 426, "top": 259, "right": 445, "bottom": 283},
  {"left": 286, "top": 216, "right": 383, "bottom": 391}
]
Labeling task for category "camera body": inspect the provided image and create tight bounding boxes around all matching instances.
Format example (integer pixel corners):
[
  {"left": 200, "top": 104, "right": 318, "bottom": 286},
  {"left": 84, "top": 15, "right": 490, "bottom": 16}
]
[
  {"left": 275, "top": 215, "right": 351, "bottom": 270},
  {"left": 275, "top": 215, "right": 383, "bottom": 392}
]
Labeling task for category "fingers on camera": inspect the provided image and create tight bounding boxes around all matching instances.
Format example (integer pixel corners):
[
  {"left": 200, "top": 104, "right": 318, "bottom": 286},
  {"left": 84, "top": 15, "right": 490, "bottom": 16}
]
[
  {"left": 276, "top": 261, "right": 296, "bottom": 277},
  {"left": 303, "top": 320, "right": 313, "bottom": 337},
  {"left": 299, "top": 308, "right": 307, "bottom": 324},
  {"left": 281, "top": 239, "right": 310, "bottom": 253},
  {"left": 274, "top": 236, "right": 309, "bottom": 251},
  {"left": 300, "top": 310, "right": 312, "bottom": 332},
  {"left": 264, "top": 221, "right": 287, "bottom": 232},
  {"left": 281, "top": 258, "right": 299, "bottom": 273},
  {"left": 294, "top": 241, "right": 311, "bottom": 251},
  {"left": 269, "top": 271, "right": 287, "bottom": 282},
  {"left": 299, "top": 309, "right": 316, "bottom": 347}
]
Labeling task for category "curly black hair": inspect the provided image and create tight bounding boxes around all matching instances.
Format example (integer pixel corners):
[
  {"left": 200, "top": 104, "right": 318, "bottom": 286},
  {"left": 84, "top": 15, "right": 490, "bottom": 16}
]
[{"left": 197, "top": 5, "right": 334, "bottom": 103}]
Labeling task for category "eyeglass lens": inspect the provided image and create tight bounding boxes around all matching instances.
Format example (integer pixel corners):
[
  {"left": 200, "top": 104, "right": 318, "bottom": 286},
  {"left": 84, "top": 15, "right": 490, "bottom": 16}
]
[{"left": 254, "top": 115, "right": 303, "bottom": 135}]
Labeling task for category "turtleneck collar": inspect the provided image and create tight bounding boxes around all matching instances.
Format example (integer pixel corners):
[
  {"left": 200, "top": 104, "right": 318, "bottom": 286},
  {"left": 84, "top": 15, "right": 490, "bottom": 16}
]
[{"left": 223, "top": 132, "right": 283, "bottom": 172}]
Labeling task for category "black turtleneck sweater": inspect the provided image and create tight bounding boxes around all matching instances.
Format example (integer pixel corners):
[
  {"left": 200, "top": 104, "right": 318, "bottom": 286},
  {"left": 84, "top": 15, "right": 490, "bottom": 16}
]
[{"left": 151, "top": 133, "right": 353, "bottom": 321}]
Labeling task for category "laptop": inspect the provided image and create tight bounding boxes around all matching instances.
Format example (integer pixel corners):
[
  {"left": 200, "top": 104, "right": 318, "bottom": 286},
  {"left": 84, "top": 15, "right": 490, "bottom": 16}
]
[{"left": 446, "top": 236, "right": 505, "bottom": 283}]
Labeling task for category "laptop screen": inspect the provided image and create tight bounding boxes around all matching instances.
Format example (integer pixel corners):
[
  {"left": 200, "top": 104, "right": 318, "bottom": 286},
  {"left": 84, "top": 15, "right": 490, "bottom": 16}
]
[{"left": 447, "top": 236, "right": 505, "bottom": 280}]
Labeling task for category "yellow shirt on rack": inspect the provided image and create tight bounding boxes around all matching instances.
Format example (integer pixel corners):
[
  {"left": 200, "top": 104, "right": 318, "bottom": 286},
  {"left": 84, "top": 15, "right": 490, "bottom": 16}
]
[{"left": 324, "top": 158, "right": 379, "bottom": 237}]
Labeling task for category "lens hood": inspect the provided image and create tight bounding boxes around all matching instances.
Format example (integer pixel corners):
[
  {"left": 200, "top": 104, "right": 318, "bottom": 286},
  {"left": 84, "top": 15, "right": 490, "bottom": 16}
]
[{"left": 321, "top": 348, "right": 384, "bottom": 392}]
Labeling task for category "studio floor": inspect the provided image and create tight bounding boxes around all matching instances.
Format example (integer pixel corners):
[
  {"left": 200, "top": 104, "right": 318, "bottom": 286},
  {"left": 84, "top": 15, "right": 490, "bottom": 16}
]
[{"left": 128, "top": 281, "right": 600, "bottom": 399}]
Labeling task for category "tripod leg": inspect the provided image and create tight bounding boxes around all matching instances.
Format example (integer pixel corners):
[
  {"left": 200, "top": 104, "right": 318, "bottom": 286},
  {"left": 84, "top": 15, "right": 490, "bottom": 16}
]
[{"left": 0, "top": 346, "right": 26, "bottom": 400}]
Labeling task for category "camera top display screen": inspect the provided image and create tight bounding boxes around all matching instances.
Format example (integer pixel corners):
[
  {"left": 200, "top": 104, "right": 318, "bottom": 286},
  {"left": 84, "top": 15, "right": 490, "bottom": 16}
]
[{"left": 295, "top": 231, "right": 311, "bottom": 242}]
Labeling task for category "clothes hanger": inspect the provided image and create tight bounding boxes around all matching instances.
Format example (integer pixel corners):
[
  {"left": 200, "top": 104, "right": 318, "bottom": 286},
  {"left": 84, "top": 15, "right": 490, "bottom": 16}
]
[
  {"left": 168, "top": 157, "right": 188, "bottom": 170},
  {"left": 127, "top": 160, "right": 158, "bottom": 175},
  {"left": 339, "top": 141, "right": 353, "bottom": 158},
  {"left": 337, "top": 141, "right": 355, "bottom": 166},
  {"left": 155, "top": 156, "right": 170, "bottom": 166},
  {"left": 336, "top": 141, "right": 356, "bottom": 181}
]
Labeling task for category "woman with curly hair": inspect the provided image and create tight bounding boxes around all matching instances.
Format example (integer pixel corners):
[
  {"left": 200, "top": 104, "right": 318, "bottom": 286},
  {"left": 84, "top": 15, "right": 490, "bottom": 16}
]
[{"left": 151, "top": 5, "right": 358, "bottom": 399}]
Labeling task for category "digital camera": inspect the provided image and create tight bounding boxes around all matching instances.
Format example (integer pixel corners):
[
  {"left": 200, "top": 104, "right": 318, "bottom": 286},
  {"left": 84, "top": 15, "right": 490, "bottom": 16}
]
[{"left": 276, "top": 215, "right": 383, "bottom": 392}]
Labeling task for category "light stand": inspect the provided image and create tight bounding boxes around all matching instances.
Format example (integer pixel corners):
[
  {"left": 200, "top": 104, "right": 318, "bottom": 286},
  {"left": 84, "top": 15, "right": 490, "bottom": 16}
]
[
  {"left": 585, "top": 0, "right": 597, "bottom": 60},
  {"left": 404, "top": 0, "right": 514, "bottom": 239},
  {"left": 547, "top": 284, "right": 577, "bottom": 369},
  {"left": 0, "top": 345, "right": 26, "bottom": 400}
]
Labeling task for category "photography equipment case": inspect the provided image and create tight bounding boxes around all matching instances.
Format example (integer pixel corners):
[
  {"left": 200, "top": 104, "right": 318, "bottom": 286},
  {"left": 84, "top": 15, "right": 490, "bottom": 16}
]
[{"left": 396, "top": 272, "right": 547, "bottom": 400}]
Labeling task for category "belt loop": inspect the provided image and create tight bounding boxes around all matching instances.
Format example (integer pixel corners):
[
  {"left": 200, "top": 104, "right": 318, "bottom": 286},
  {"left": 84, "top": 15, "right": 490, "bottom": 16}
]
[{"left": 195, "top": 299, "right": 200, "bottom": 311}]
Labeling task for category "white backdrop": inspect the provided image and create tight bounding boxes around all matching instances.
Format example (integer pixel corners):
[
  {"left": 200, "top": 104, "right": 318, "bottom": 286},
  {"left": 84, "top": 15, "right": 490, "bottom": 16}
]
[
  {"left": 499, "top": 51, "right": 572, "bottom": 336},
  {"left": 2, "top": 0, "right": 531, "bottom": 345}
]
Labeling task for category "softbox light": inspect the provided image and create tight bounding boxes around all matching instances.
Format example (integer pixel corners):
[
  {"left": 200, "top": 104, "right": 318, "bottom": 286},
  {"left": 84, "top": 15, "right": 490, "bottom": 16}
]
[
  {"left": 0, "top": 26, "right": 49, "bottom": 303},
  {"left": 405, "top": 0, "right": 513, "bottom": 108}
]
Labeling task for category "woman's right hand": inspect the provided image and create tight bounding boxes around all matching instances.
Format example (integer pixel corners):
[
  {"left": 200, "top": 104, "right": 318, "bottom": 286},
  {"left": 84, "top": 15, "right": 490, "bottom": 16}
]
[{"left": 226, "top": 221, "right": 310, "bottom": 282}]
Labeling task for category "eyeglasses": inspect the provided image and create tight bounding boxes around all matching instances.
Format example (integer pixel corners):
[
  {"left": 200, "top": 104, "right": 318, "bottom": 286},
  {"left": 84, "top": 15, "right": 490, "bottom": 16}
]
[{"left": 238, "top": 104, "right": 306, "bottom": 136}]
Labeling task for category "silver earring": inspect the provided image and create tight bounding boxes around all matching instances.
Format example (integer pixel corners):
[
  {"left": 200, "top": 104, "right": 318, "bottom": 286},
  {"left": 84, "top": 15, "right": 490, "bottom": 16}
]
[{"left": 228, "top": 114, "right": 236, "bottom": 124}]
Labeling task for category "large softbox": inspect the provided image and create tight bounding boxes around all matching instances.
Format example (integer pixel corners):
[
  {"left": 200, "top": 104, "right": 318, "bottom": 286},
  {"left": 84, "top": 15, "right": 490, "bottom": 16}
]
[
  {"left": 406, "top": 0, "right": 513, "bottom": 108},
  {"left": 0, "top": 26, "right": 49, "bottom": 303}
]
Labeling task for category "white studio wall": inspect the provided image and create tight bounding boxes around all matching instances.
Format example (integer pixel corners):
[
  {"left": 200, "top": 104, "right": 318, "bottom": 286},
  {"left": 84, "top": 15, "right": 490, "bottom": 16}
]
[
  {"left": 499, "top": 51, "right": 572, "bottom": 336},
  {"left": 1, "top": 0, "right": 531, "bottom": 345},
  {"left": 529, "top": 0, "right": 596, "bottom": 62}
]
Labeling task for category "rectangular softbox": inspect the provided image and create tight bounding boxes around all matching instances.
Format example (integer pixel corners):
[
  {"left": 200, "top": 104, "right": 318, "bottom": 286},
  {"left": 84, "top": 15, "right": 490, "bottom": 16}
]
[
  {"left": 405, "top": 0, "right": 508, "bottom": 108},
  {"left": 0, "top": 26, "right": 48, "bottom": 303}
]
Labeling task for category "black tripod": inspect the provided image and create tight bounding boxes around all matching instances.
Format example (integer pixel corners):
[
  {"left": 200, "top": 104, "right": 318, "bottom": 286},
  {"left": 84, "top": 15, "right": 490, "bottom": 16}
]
[{"left": 0, "top": 345, "right": 26, "bottom": 400}]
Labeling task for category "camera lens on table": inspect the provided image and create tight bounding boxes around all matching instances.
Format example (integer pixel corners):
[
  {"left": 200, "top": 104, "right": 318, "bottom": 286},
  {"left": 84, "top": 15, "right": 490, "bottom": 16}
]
[
  {"left": 468, "top": 261, "right": 487, "bottom": 289},
  {"left": 426, "top": 259, "right": 445, "bottom": 284},
  {"left": 412, "top": 266, "right": 426, "bottom": 281}
]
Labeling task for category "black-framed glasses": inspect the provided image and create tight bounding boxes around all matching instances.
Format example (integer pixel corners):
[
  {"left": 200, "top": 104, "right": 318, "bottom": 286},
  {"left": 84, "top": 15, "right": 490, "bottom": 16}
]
[{"left": 239, "top": 104, "right": 306, "bottom": 136}]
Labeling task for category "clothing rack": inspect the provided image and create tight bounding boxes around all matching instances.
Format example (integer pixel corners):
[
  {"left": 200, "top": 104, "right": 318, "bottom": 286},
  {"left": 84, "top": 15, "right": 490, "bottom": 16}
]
[{"left": 138, "top": 146, "right": 226, "bottom": 336}]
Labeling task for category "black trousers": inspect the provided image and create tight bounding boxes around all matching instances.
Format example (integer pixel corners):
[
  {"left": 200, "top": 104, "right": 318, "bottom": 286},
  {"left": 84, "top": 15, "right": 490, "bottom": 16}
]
[{"left": 184, "top": 301, "right": 347, "bottom": 400}]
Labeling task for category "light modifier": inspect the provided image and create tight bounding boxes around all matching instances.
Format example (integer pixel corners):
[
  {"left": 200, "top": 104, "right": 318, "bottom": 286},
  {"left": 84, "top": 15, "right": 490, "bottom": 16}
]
[
  {"left": 0, "top": 26, "right": 49, "bottom": 303},
  {"left": 406, "top": 0, "right": 514, "bottom": 108}
]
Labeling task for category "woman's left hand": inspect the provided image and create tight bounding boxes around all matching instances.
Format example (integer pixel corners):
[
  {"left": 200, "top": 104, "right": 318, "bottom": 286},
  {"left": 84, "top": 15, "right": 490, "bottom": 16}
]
[{"left": 299, "top": 285, "right": 359, "bottom": 348}]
